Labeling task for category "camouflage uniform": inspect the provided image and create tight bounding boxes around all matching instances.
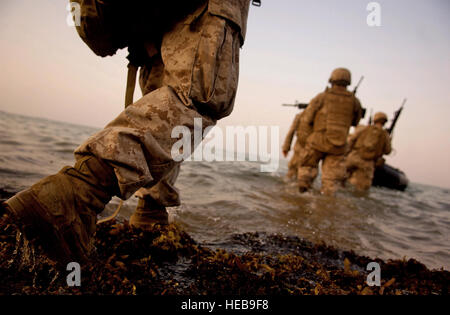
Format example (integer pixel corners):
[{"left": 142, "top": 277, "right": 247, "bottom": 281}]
[
  {"left": 282, "top": 113, "right": 305, "bottom": 179},
  {"left": 3, "top": 0, "right": 252, "bottom": 263},
  {"left": 297, "top": 85, "right": 363, "bottom": 195},
  {"left": 346, "top": 124, "right": 392, "bottom": 191},
  {"left": 75, "top": 0, "right": 251, "bottom": 203}
]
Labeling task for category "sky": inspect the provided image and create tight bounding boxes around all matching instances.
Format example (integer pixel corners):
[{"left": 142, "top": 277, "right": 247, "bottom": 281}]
[{"left": 0, "top": 0, "right": 449, "bottom": 188}]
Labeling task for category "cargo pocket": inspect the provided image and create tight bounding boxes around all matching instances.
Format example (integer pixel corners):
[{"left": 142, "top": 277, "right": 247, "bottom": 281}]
[{"left": 189, "top": 14, "right": 240, "bottom": 119}]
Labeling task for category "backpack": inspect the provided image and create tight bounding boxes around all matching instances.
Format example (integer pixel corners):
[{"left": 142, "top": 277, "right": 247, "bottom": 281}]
[
  {"left": 70, "top": 0, "right": 205, "bottom": 106},
  {"left": 70, "top": 0, "right": 204, "bottom": 59},
  {"left": 358, "top": 126, "right": 384, "bottom": 160},
  {"left": 324, "top": 89, "right": 356, "bottom": 147}
]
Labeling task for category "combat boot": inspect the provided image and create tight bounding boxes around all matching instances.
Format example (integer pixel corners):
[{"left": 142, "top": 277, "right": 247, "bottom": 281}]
[
  {"left": 2, "top": 156, "right": 118, "bottom": 264},
  {"left": 130, "top": 197, "right": 169, "bottom": 230},
  {"left": 298, "top": 186, "right": 308, "bottom": 193},
  {"left": 298, "top": 180, "right": 310, "bottom": 193}
]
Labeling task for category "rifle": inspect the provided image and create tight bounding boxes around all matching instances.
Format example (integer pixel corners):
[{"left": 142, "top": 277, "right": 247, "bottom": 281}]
[
  {"left": 282, "top": 103, "right": 309, "bottom": 110},
  {"left": 352, "top": 76, "right": 367, "bottom": 118},
  {"left": 387, "top": 99, "right": 407, "bottom": 136},
  {"left": 368, "top": 109, "right": 373, "bottom": 125},
  {"left": 353, "top": 76, "right": 364, "bottom": 95},
  {"left": 282, "top": 76, "right": 366, "bottom": 113}
]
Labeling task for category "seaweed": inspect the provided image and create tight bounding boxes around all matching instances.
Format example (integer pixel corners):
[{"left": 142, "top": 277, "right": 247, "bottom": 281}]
[{"left": 0, "top": 208, "right": 448, "bottom": 295}]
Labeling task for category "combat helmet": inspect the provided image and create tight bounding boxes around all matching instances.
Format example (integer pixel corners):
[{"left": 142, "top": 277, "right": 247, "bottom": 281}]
[
  {"left": 329, "top": 68, "right": 352, "bottom": 86},
  {"left": 374, "top": 112, "right": 388, "bottom": 124}
]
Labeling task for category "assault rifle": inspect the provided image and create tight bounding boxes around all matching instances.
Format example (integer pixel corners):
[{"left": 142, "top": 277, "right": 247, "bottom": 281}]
[
  {"left": 353, "top": 76, "right": 364, "bottom": 96},
  {"left": 282, "top": 102, "right": 309, "bottom": 110},
  {"left": 387, "top": 99, "right": 407, "bottom": 136},
  {"left": 353, "top": 76, "right": 366, "bottom": 118},
  {"left": 282, "top": 76, "right": 367, "bottom": 117},
  {"left": 368, "top": 109, "right": 373, "bottom": 125}
]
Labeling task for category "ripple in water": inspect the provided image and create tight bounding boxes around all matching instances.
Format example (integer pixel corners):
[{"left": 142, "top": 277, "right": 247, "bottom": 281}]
[{"left": 1, "top": 110, "right": 449, "bottom": 270}]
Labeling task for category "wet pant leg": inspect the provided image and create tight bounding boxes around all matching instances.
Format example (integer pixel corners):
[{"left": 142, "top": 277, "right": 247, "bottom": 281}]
[
  {"left": 287, "top": 141, "right": 302, "bottom": 180},
  {"left": 321, "top": 154, "right": 346, "bottom": 196},
  {"left": 297, "top": 145, "right": 323, "bottom": 190},
  {"left": 346, "top": 152, "right": 375, "bottom": 192}
]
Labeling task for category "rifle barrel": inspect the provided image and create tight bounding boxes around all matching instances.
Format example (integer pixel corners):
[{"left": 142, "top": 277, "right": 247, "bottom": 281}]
[
  {"left": 388, "top": 99, "right": 407, "bottom": 135},
  {"left": 282, "top": 103, "right": 309, "bottom": 109},
  {"left": 401, "top": 98, "right": 407, "bottom": 108},
  {"left": 353, "top": 76, "right": 364, "bottom": 94}
]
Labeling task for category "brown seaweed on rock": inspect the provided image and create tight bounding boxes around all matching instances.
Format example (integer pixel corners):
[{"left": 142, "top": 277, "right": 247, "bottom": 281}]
[{"left": 0, "top": 205, "right": 448, "bottom": 295}]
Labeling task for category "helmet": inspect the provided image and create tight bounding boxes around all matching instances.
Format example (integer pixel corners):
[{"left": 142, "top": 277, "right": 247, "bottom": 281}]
[
  {"left": 329, "top": 68, "right": 352, "bottom": 85},
  {"left": 374, "top": 112, "right": 388, "bottom": 124}
]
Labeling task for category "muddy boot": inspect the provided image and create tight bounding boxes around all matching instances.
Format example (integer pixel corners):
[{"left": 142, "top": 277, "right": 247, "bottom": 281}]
[
  {"left": 298, "top": 186, "right": 308, "bottom": 193},
  {"left": 2, "top": 156, "right": 118, "bottom": 264},
  {"left": 130, "top": 197, "right": 169, "bottom": 230},
  {"left": 321, "top": 178, "right": 341, "bottom": 196},
  {"left": 298, "top": 180, "right": 310, "bottom": 194}
]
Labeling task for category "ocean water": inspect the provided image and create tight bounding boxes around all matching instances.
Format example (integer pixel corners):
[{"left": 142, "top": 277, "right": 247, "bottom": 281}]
[{"left": 0, "top": 110, "right": 449, "bottom": 270}]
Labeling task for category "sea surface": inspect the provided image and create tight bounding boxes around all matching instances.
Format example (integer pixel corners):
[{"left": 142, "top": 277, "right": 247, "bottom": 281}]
[{"left": 0, "top": 110, "right": 449, "bottom": 270}]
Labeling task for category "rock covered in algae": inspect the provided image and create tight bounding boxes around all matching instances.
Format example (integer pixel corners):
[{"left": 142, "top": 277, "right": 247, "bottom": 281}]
[{"left": 0, "top": 206, "right": 448, "bottom": 295}]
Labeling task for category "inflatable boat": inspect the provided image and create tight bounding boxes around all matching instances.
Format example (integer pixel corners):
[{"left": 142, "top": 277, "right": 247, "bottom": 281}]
[{"left": 372, "top": 164, "right": 409, "bottom": 191}]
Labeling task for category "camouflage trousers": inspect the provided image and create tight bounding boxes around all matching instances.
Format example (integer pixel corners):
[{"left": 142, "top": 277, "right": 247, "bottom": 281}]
[
  {"left": 74, "top": 7, "right": 242, "bottom": 204},
  {"left": 287, "top": 141, "right": 303, "bottom": 180},
  {"left": 297, "top": 145, "right": 347, "bottom": 195},
  {"left": 345, "top": 151, "right": 375, "bottom": 192}
]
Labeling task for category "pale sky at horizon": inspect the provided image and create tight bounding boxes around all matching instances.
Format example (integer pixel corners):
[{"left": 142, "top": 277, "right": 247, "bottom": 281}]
[{"left": 0, "top": 0, "right": 449, "bottom": 188}]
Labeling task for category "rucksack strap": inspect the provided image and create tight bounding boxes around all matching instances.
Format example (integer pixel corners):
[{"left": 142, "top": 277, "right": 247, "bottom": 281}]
[{"left": 125, "top": 63, "right": 138, "bottom": 108}]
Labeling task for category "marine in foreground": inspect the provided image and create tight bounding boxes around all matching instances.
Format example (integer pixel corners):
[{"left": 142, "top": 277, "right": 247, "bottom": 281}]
[{"left": 2, "top": 0, "right": 253, "bottom": 265}]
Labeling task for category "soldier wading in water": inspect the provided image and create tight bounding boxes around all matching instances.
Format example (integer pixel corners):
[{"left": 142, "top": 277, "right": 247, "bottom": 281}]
[
  {"left": 297, "top": 68, "right": 364, "bottom": 196},
  {"left": 345, "top": 112, "right": 392, "bottom": 192},
  {"left": 283, "top": 112, "right": 306, "bottom": 180}
]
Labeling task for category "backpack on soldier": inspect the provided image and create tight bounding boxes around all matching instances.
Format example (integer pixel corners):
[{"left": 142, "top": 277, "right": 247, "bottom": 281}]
[
  {"left": 324, "top": 89, "right": 356, "bottom": 147},
  {"left": 70, "top": 0, "right": 205, "bottom": 106},
  {"left": 70, "top": 0, "right": 204, "bottom": 59},
  {"left": 358, "top": 126, "right": 384, "bottom": 160}
]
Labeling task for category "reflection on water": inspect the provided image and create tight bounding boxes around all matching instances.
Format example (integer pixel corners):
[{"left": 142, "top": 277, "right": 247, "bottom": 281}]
[{"left": 1, "top": 110, "right": 449, "bottom": 270}]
